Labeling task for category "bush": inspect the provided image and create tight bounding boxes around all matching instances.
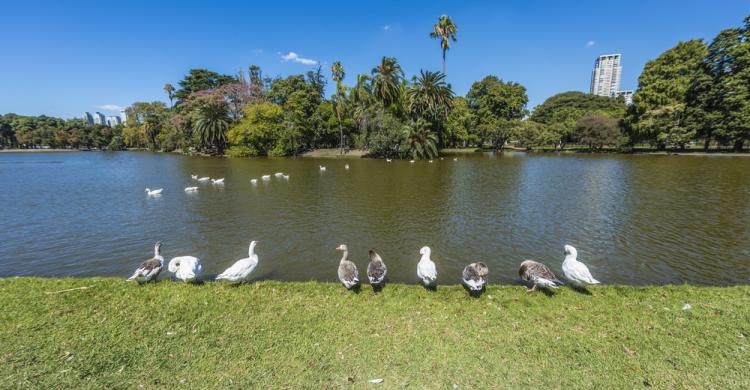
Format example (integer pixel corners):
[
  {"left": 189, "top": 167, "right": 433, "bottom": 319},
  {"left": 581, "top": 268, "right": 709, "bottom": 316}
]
[
  {"left": 226, "top": 145, "right": 260, "bottom": 157},
  {"left": 107, "top": 136, "right": 125, "bottom": 151}
]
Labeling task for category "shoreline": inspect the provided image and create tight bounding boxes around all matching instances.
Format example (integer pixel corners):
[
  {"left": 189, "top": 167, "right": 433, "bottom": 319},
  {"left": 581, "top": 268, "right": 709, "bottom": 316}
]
[{"left": 1, "top": 277, "right": 747, "bottom": 387}]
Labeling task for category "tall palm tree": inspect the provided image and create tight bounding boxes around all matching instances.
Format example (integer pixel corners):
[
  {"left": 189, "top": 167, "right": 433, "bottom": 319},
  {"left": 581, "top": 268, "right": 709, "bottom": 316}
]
[
  {"left": 163, "top": 84, "right": 175, "bottom": 107},
  {"left": 371, "top": 57, "right": 404, "bottom": 107},
  {"left": 408, "top": 70, "right": 454, "bottom": 122},
  {"left": 430, "top": 15, "right": 458, "bottom": 76},
  {"left": 331, "top": 61, "right": 346, "bottom": 154},
  {"left": 404, "top": 119, "right": 438, "bottom": 160},
  {"left": 195, "top": 102, "right": 230, "bottom": 155}
]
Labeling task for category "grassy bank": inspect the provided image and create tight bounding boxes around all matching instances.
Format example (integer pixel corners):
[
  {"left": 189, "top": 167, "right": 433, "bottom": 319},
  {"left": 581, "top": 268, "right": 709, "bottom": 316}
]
[{"left": 1, "top": 278, "right": 748, "bottom": 388}]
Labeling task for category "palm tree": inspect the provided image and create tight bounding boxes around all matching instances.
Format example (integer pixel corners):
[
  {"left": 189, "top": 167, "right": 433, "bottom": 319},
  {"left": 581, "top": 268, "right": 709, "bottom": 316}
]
[
  {"left": 430, "top": 15, "right": 458, "bottom": 76},
  {"left": 163, "top": 84, "right": 175, "bottom": 107},
  {"left": 331, "top": 61, "right": 346, "bottom": 154},
  {"left": 195, "top": 101, "right": 230, "bottom": 155},
  {"left": 408, "top": 70, "right": 454, "bottom": 122},
  {"left": 404, "top": 118, "right": 438, "bottom": 160},
  {"left": 371, "top": 57, "right": 404, "bottom": 107}
]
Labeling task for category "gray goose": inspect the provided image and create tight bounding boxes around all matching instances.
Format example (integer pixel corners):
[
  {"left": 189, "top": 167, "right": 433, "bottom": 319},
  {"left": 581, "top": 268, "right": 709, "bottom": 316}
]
[
  {"left": 367, "top": 250, "right": 387, "bottom": 287},
  {"left": 128, "top": 241, "right": 164, "bottom": 283},
  {"left": 336, "top": 244, "right": 359, "bottom": 289},
  {"left": 519, "top": 260, "right": 562, "bottom": 292},
  {"left": 462, "top": 262, "right": 488, "bottom": 291}
]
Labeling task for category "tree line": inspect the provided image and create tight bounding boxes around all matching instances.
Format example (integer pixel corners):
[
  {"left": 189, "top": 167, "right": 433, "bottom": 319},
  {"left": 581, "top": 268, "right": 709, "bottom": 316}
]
[{"left": 0, "top": 114, "right": 124, "bottom": 150}]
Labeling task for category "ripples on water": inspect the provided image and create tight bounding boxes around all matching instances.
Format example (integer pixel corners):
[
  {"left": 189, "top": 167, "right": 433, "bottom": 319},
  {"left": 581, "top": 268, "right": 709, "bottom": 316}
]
[{"left": 0, "top": 151, "right": 748, "bottom": 285}]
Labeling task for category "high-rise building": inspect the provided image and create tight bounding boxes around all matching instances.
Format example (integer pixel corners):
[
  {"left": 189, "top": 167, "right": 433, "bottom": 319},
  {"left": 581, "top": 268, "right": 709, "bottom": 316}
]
[
  {"left": 93, "top": 112, "right": 106, "bottom": 126},
  {"left": 106, "top": 116, "right": 122, "bottom": 127},
  {"left": 82, "top": 112, "right": 94, "bottom": 125},
  {"left": 120, "top": 109, "right": 128, "bottom": 123},
  {"left": 616, "top": 90, "right": 634, "bottom": 105},
  {"left": 590, "top": 54, "right": 622, "bottom": 97}
]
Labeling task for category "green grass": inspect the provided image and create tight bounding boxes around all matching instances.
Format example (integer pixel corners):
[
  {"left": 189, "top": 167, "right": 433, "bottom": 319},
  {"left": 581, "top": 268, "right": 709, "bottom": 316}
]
[{"left": 1, "top": 278, "right": 749, "bottom": 388}]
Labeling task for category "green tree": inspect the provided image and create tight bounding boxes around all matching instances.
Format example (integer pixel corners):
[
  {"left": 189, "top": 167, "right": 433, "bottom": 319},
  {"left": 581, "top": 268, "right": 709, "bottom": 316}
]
[
  {"left": 629, "top": 40, "right": 707, "bottom": 148},
  {"left": 466, "top": 76, "right": 528, "bottom": 149},
  {"left": 430, "top": 15, "right": 458, "bottom": 76},
  {"left": 163, "top": 84, "right": 175, "bottom": 107},
  {"left": 576, "top": 114, "right": 624, "bottom": 150},
  {"left": 194, "top": 101, "right": 230, "bottom": 155},
  {"left": 371, "top": 57, "right": 404, "bottom": 107},
  {"left": 515, "top": 120, "right": 558, "bottom": 150},
  {"left": 404, "top": 118, "right": 438, "bottom": 159},
  {"left": 174, "top": 69, "right": 236, "bottom": 102},
  {"left": 227, "top": 102, "right": 285, "bottom": 156},
  {"left": 444, "top": 96, "right": 478, "bottom": 147},
  {"left": 331, "top": 61, "right": 346, "bottom": 154}
]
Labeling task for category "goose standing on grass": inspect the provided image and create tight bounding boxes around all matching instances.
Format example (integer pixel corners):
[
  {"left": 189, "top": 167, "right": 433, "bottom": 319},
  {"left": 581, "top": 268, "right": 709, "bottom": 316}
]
[
  {"left": 336, "top": 244, "right": 359, "bottom": 289},
  {"left": 145, "top": 188, "right": 163, "bottom": 196},
  {"left": 217, "top": 241, "right": 259, "bottom": 282},
  {"left": 417, "top": 246, "right": 438, "bottom": 287},
  {"left": 462, "top": 262, "right": 488, "bottom": 292},
  {"left": 184, "top": 186, "right": 198, "bottom": 192},
  {"left": 211, "top": 178, "right": 224, "bottom": 184},
  {"left": 367, "top": 250, "right": 387, "bottom": 287},
  {"left": 562, "top": 245, "right": 600, "bottom": 287},
  {"left": 168, "top": 256, "right": 202, "bottom": 283},
  {"left": 197, "top": 176, "right": 210, "bottom": 182},
  {"left": 519, "top": 260, "right": 562, "bottom": 292},
  {"left": 128, "top": 241, "right": 164, "bottom": 283}
]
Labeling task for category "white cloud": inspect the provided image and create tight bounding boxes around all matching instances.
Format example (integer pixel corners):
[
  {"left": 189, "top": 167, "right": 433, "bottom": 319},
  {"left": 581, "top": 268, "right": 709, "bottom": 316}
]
[
  {"left": 585, "top": 40, "right": 595, "bottom": 48},
  {"left": 280, "top": 51, "right": 317, "bottom": 65},
  {"left": 383, "top": 25, "right": 390, "bottom": 31},
  {"left": 96, "top": 104, "right": 124, "bottom": 111}
]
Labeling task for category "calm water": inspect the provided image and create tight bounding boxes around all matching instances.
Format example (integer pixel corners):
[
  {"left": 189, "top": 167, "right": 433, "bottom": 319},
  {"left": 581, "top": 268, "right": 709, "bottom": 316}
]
[{"left": 1, "top": 151, "right": 749, "bottom": 285}]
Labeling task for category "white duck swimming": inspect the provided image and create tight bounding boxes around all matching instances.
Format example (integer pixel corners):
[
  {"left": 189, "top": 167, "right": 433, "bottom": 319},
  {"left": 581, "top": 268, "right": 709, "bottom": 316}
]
[
  {"left": 191, "top": 174, "right": 198, "bottom": 180},
  {"left": 345, "top": 164, "right": 349, "bottom": 170},
  {"left": 217, "top": 241, "right": 259, "bottom": 282},
  {"left": 128, "top": 241, "right": 164, "bottom": 283},
  {"left": 274, "top": 172, "right": 284, "bottom": 177},
  {"left": 282, "top": 174, "right": 290, "bottom": 180},
  {"left": 336, "top": 244, "right": 359, "bottom": 289},
  {"left": 250, "top": 178, "right": 258, "bottom": 184},
  {"left": 409, "top": 160, "right": 415, "bottom": 163},
  {"left": 197, "top": 177, "right": 210, "bottom": 182},
  {"left": 562, "top": 245, "right": 600, "bottom": 287},
  {"left": 386, "top": 159, "right": 392, "bottom": 163},
  {"left": 320, "top": 165, "right": 326, "bottom": 171},
  {"left": 184, "top": 186, "right": 198, "bottom": 192},
  {"left": 145, "top": 188, "right": 163, "bottom": 196},
  {"left": 417, "top": 246, "right": 437, "bottom": 287},
  {"left": 462, "top": 262, "right": 488, "bottom": 292},
  {"left": 261, "top": 174, "right": 271, "bottom": 180},
  {"left": 168, "top": 256, "right": 202, "bottom": 283},
  {"left": 211, "top": 178, "right": 224, "bottom": 184}
]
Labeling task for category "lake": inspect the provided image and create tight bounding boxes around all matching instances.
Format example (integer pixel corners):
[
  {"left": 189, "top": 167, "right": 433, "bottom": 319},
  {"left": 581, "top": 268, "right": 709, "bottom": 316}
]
[{"left": 0, "top": 151, "right": 748, "bottom": 285}]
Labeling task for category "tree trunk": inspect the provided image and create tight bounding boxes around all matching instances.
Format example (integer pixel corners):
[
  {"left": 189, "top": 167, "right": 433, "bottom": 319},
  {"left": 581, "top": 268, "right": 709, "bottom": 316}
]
[
  {"left": 733, "top": 139, "right": 744, "bottom": 152},
  {"left": 442, "top": 50, "right": 446, "bottom": 76}
]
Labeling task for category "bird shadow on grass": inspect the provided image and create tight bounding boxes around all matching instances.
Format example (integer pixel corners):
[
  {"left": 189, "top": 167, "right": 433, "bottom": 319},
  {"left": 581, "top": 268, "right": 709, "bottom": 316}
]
[
  {"left": 370, "top": 282, "right": 385, "bottom": 294},
  {"left": 461, "top": 284, "right": 486, "bottom": 298},
  {"left": 569, "top": 285, "right": 593, "bottom": 295},
  {"left": 348, "top": 284, "right": 362, "bottom": 294},
  {"left": 422, "top": 283, "right": 438, "bottom": 292},
  {"left": 517, "top": 279, "right": 557, "bottom": 297}
]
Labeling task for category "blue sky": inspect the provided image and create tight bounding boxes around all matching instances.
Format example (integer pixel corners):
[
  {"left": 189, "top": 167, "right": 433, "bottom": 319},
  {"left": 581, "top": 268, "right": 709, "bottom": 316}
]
[{"left": 0, "top": 0, "right": 747, "bottom": 119}]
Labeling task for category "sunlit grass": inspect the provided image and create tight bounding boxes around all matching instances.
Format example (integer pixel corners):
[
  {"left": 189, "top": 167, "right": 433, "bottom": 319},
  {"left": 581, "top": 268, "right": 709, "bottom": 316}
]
[{"left": 1, "top": 278, "right": 748, "bottom": 388}]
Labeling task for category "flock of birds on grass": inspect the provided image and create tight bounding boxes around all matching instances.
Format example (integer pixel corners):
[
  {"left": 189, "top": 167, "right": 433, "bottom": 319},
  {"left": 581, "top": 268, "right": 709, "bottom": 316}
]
[
  {"left": 128, "top": 241, "right": 600, "bottom": 294},
  {"left": 136, "top": 160, "right": 600, "bottom": 293}
]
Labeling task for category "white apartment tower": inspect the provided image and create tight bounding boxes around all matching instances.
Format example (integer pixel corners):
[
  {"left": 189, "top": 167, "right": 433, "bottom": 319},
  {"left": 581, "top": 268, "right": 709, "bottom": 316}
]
[{"left": 590, "top": 54, "right": 622, "bottom": 97}]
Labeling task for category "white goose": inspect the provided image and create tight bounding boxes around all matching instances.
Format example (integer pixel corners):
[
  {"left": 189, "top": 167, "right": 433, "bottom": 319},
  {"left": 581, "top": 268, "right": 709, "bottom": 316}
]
[
  {"left": 250, "top": 178, "right": 258, "bottom": 185},
  {"left": 145, "top": 188, "right": 163, "bottom": 196},
  {"left": 345, "top": 164, "right": 349, "bottom": 170},
  {"left": 184, "top": 186, "right": 198, "bottom": 192},
  {"left": 417, "top": 246, "right": 437, "bottom": 287},
  {"left": 319, "top": 165, "right": 326, "bottom": 171},
  {"left": 386, "top": 159, "right": 392, "bottom": 163},
  {"left": 562, "top": 245, "right": 600, "bottom": 287},
  {"left": 128, "top": 241, "right": 164, "bottom": 283},
  {"left": 211, "top": 178, "right": 225, "bottom": 184},
  {"left": 409, "top": 160, "right": 415, "bottom": 163},
  {"left": 453, "top": 158, "right": 458, "bottom": 161},
  {"left": 428, "top": 160, "right": 433, "bottom": 163},
  {"left": 336, "top": 244, "right": 359, "bottom": 289},
  {"left": 168, "top": 256, "right": 202, "bottom": 283},
  {"left": 261, "top": 174, "right": 271, "bottom": 181},
  {"left": 282, "top": 174, "right": 290, "bottom": 180},
  {"left": 197, "top": 177, "right": 210, "bottom": 182},
  {"left": 191, "top": 174, "right": 198, "bottom": 180},
  {"left": 217, "top": 241, "right": 259, "bottom": 282},
  {"left": 274, "top": 172, "right": 284, "bottom": 177}
]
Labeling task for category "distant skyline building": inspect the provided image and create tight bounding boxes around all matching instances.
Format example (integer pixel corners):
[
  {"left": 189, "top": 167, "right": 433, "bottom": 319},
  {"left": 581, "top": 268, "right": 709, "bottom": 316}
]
[
  {"left": 93, "top": 112, "right": 106, "bottom": 126},
  {"left": 82, "top": 112, "right": 94, "bottom": 125},
  {"left": 590, "top": 53, "right": 622, "bottom": 98},
  {"left": 120, "top": 109, "right": 128, "bottom": 123},
  {"left": 106, "top": 116, "right": 122, "bottom": 127},
  {"left": 83, "top": 111, "right": 124, "bottom": 127},
  {"left": 617, "top": 90, "right": 634, "bottom": 105}
]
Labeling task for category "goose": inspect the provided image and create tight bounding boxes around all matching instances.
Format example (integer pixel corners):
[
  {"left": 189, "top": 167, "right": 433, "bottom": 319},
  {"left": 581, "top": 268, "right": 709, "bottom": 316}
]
[
  {"left": 320, "top": 166, "right": 326, "bottom": 171},
  {"left": 386, "top": 159, "right": 392, "bottom": 163},
  {"left": 367, "top": 249, "right": 387, "bottom": 286},
  {"left": 197, "top": 177, "right": 210, "bottom": 182},
  {"left": 409, "top": 160, "right": 415, "bottom": 163},
  {"left": 440, "top": 157, "right": 444, "bottom": 160},
  {"left": 128, "top": 241, "right": 164, "bottom": 283},
  {"left": 250, "top": 179, "right": 258, "bottom": 185},
  {"left": 184, "top": 186, "right": 198, "bottom": 192},
  {"left": 191, "top": 174, "right": 198, "bottom": 180},
  {"left": 519, "top": 260, "right": 562, "bottom": 292},
  {"left": 217, "top": 241, "right": 259, "bottom": 282},
  {"left": 562, "top": 245, "right": 600, "bottom": 287},
  {"left": 282, "top": 174, "right": 290, "bottom": 180},
  {"left": 462, "top": 262, "right": 489, "bottom": 292},
  {"left": 261, "top": 174, "right": 271, "bottom": 180},
  {"left": 274, "top": 172, "right": 284, "bottom": 177},
  {"left": 345, "top": 164, "right": 350, "bottom": 170},
  {"left": 211, "top": 178, "right": 225, "bottom": 184},
  {"left": 168, "top": 256, "right": 202, "bottom": 283},
  {"left": 336, "top": 244, "right": 359, "bottom": 289},
  {"left": 145, "top": 188, "right": 163, "bottom": 196},
  {"left": 428, "top": 160, "right": 433, "bottom": 163},
  {"left": 417, "top": 246, "right": 437, "bottom": 287},
  {"left": 453, "top": 158, "right": 458, "bottom": 161}
]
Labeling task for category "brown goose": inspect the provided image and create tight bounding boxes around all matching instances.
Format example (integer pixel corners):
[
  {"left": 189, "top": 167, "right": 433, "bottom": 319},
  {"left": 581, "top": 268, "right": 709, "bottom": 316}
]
[
  {"left": 336, "top": 244, "right": 359, "bottom": 289},
  {"left": 462, "top": 262, "right": 488, "bottom": 291},
  {"left": 519, "top": 260, "right": 562, "bottom": 292},
  {"left": 367, "top": 250, "right": 387, "bottom": 286},
  {"left": 128, "top": 241, "right": 164, "bottom": 283}
]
